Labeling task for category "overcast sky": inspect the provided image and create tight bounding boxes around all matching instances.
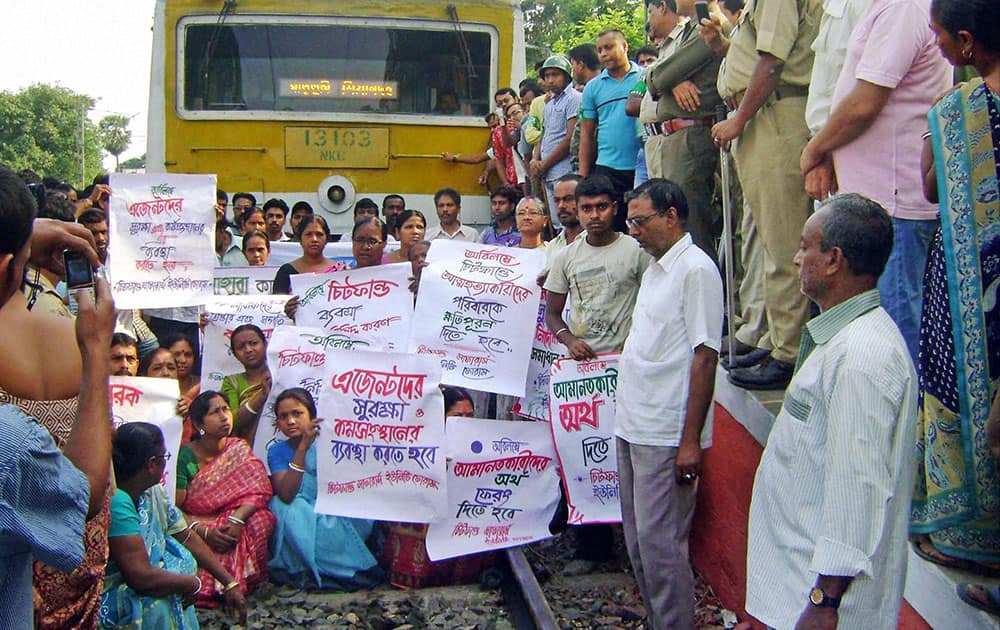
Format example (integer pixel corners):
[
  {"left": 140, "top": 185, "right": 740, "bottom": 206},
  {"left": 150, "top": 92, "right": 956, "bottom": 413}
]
[{"left": 1, "top": 1, "right": 158, "bottom": 167}]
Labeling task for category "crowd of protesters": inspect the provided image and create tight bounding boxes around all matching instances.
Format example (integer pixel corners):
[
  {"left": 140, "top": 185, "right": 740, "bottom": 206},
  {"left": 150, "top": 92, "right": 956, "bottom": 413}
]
[{"left": 2, "top": 0, "right": 999, "bottom": 628}]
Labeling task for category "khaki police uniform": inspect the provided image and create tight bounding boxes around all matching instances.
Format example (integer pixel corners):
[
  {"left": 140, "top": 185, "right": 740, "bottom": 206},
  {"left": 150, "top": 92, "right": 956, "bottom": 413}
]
[
  {"left": 648, "top": 19, "right": 724, "bottom": 261},
  {"left": 717, "top": 0, "right": 820, "bottom": 364},
  {"left": 640, "top": 21, "right": 686, "bottom": 181}
]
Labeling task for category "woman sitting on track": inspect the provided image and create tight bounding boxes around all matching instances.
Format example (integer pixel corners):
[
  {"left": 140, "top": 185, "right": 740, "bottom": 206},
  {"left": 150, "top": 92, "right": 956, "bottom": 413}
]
[
  {"left": 175, "top": 391, "right": 275, "bottom": 608},
  {"left": 267, "top": 387, "right": 383, "bottom": 589},
  {"left": 102, "top": 422, "right": 246, "bottom": 627}
]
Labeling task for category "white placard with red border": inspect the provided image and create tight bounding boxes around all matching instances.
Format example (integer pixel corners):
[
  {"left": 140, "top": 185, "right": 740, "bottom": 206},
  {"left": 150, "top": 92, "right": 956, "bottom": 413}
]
[
  {"left": 213, "top": 266, "right": 279, "bottom": 296},
  {"left": 313, "top": 351, "right": 447, "bottom": 522},
  {"left": 291, "top": 262, "right": 413, "bottom": 353},
  {"left": 425, "top": 418, "right": 560, "bottom": 560},
  {"left": 548, "top": 353, "right": 622, "bottom": 524},
  {"left": 108, "top": 173, "right": 216, "bottom": 308},
  {"left": 408, "top": 240, "right": 544, "bottom": 396},
  {"left": 200, "top": 295, "right": 291, "bottom": 393},
  {"left": 513, "top": 289, "right": 567, "bottom": 420}
]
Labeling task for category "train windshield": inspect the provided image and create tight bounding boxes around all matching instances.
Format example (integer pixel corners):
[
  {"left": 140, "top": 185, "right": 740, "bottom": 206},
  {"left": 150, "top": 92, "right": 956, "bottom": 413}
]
[{"left": 181, "top": 20, "right": 495, "bottom": 118}]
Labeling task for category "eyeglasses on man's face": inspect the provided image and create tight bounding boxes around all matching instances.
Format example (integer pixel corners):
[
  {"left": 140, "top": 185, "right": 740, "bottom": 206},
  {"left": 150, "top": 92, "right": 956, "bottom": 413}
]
[{"left": 625, "top": 212, "right": 660, "bottom": 230}]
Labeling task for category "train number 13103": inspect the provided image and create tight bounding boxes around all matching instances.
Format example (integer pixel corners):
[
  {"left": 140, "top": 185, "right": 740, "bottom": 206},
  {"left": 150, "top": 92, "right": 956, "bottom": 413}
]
[{"left": 302, "top": 128, "right": 372, "bottom": 148}]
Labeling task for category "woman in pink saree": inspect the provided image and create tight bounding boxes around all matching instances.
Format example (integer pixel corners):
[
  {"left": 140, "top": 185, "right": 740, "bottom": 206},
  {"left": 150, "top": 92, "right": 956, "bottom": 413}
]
[{"left": 175, "top": 390, "right": 276, "bottom": 607}]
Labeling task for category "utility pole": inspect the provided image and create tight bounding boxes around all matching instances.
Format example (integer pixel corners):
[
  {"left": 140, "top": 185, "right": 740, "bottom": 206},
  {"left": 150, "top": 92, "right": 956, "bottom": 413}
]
[{"left": 80, "top": 105, "right": 85, "bottom": 186}]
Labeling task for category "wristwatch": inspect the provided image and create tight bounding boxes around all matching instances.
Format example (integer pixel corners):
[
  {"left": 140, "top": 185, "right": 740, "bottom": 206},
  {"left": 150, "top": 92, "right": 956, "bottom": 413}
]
[{"left": 809, "top": 587, "right": 841, "bottom": 609}]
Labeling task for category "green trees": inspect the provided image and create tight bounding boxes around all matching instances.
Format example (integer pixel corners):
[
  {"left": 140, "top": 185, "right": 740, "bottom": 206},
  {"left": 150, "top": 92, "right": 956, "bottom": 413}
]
[
  {"left": 521, "top": 0, "right": 646, "bottom": 70},
  {"left": 0, "top": 85, "right": 137, "bottom": 183},
  {"left": 0, "top": 83, "right": 105, "bottom": 186},
  {"left": 98, "top": 114, "right": 132, "bottom": 173},
  {"left": 120, "top": 154, "right": 146, "bottom": 171}
]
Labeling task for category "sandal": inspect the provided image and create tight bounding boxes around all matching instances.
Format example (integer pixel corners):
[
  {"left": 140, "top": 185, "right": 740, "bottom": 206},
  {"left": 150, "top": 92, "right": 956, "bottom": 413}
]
[
  {"left": 913, "top": 539, "right": 976, "bottom": 570},
  {"left": 912, "top": 540, "right": 1000, "bottom": 577},
  {"left": 956, "top": 582, "right": 1000, "bottom": 616}
]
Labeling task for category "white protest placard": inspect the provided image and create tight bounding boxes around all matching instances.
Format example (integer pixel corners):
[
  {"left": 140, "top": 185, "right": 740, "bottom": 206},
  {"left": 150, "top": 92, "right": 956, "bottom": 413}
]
[
  {"left": 251, "top": 325, "right": 373, "bottom": 468},
  {"left": 108, "top": 173, "right": 215, "bottom": 308},
  {"left": 291, "top": 263, "right": 413, "bottom": 352},
  {"left": 425, "top": 418, "right": 560, "bottom": 560},
  {"left": 408, "top": 240, "right": 544, "bottom": 397},
  {"left": 513, "top": 290, "right": 567, "bottom": 421},
  {"left": 200, "top": 295, "right": 292, "bottom": 393},
  {"left": 213, "top": 266, "right": 278, "bottom": 296},
  {"left": 110, "top": 376, "right": 184, "bottom": 503},
  {"left": 314, "top": 351, "right": 446, "bottom": 523},
  {"left": 548, "top": 354, "right": 621, "bottom": 524}
]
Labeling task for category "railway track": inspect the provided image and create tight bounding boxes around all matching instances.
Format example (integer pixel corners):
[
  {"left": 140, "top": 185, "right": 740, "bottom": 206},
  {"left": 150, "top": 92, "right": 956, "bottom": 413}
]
[
  {"left": 499, "top": 547, "right": 559, "bottom": 630},
  {"left": 196, "top": 547, "right": 617, "bottom": 629},
  {"left": 194, "top": 532, "right": 721, "bottom": 629}
]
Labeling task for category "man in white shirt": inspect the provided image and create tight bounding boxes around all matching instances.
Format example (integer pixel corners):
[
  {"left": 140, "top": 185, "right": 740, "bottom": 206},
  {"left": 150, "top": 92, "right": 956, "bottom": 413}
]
[
  {"left": 263, "top": 198, "right": 290, "bottom": 242},
  {"left": 616, "top": 178, "right": 723, "bottom": 630},
  {"left": 425, "top": 188, "right": 479, "bottom": 242},
  {"left": 745, "top": 194, "right": 917, "bottom": 630}
]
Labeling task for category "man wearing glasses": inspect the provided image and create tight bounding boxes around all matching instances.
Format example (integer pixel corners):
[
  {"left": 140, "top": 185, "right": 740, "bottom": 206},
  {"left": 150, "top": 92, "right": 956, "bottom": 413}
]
[
  {"left": 230, "top": 193, "right": 256, "bottom": 237},
  {"left": 544, "top": 174, "right": 651, "bottom": 575},
  {"left": 616, "top": 178, "right": 722, "bottom": 629}
]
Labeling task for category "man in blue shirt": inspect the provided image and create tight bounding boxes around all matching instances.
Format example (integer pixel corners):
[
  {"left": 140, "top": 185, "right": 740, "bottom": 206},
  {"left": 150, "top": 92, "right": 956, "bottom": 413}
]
[
  {"left": 478, "top": 186, "right": 522, "bottom": 247},
  {"left": 579, "top": 29, "right": 644, "bottom": 231},
  {"left": 0, "top": 166, "right": 114, "bottom": 628}
]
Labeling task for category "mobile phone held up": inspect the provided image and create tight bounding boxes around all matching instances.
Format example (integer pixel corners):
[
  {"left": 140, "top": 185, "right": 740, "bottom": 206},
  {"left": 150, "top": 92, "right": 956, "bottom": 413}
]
[
  {"left": 64, "top": 249, "right": 96, "bottom": 292},
  {"left": 695, "top": 1, "right": 711, "bottom": 23}
]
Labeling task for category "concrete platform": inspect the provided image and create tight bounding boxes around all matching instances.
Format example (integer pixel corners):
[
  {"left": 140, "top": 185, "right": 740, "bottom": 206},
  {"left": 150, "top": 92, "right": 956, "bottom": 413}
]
[{"left": 695, "top": 366, "right": 999, "bottom": 630}]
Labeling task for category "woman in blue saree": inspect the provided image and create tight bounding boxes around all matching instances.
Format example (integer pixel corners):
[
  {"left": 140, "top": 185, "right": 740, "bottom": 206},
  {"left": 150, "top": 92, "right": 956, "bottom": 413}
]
[
  {"left": 911, "top": 0, "right": 1000, "bottom": 580},
  {"left": 100, "top": 423, "right": 246, "bottom": 629},
  {"left": 267, "top": 388, "right": 382, "bottom": 589}
]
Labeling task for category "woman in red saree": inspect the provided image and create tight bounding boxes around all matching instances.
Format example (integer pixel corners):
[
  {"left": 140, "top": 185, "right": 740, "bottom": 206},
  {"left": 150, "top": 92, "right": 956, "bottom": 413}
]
[{"left": 175, "top": 390, "right": 276, "bottom": 607}]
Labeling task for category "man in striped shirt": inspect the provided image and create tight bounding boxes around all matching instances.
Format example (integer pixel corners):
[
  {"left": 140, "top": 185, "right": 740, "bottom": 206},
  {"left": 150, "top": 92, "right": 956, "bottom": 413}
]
[{"left": 745, "top": 194, "right": 918, "bottom": 629}]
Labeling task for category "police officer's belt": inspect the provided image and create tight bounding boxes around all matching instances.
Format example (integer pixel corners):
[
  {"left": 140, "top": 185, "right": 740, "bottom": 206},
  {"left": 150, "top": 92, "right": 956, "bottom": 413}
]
[{"left": 643, "top": 118, "right": 714, "bottom": 137}]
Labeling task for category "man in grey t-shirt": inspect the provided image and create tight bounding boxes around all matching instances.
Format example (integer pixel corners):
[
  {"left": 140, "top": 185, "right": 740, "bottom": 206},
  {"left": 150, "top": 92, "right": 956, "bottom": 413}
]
[{"left": 543, "top": 174, "right": 651, "bottom": 574}]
